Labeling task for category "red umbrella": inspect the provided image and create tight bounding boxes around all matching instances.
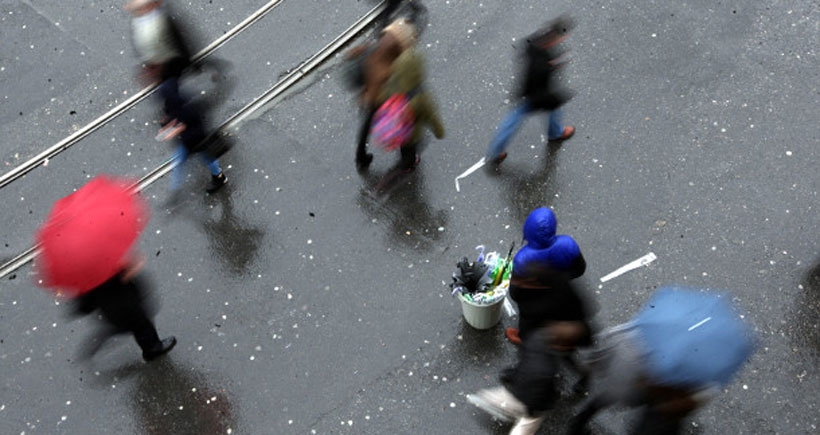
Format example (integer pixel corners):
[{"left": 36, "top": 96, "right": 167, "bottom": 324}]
[{"left": 34, "top": 175, "right": 150, "bottom": 297}]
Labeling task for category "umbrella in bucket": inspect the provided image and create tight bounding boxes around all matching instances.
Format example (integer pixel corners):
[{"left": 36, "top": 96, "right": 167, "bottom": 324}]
[
  {"left": 633, "top": 286, "right": 756, "bottom": 388},
  {"left": 449, "top": 244, "right": 514, "bottom": 303},
  {"left": 450, "top": 255, "right": 492, "bottom": 296},
  {"left": 34, "top": 175, "right": 150, "bottom": 297}
]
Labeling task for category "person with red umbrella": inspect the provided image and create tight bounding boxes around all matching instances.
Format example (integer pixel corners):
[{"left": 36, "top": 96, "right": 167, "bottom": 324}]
[{"left": 35, "top": 175, "right": 176, "bottom": 361}]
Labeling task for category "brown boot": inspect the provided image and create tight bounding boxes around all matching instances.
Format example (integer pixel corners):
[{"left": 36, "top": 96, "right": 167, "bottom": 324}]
[{"left": 548, "top": 126, "right": 575, "bottom": 142}]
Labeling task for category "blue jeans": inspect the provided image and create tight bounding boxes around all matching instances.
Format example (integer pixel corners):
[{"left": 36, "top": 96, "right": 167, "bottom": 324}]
[
  {"left": 486, "top": 101, "right": 564, "bottom": 160},
  {"left": 170, "top": 145, "right": 222, "bottom": 191}
]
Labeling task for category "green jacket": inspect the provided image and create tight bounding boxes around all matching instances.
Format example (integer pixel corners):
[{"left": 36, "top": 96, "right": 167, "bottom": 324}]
[{"left": 379, "top": 49, "right": 445, "bottom": 144}]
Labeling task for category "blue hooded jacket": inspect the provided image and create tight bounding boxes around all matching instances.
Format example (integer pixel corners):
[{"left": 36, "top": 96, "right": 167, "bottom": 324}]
[{"left": 513, "top": 207, "right": 583, "bottom": 278}]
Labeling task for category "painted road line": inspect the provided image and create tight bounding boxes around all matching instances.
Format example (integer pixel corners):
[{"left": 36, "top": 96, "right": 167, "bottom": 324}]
[
  {"left": 454, "top": 157, "right": 486, "bottom": 192},
  {"left": 600, "top": 252, "right": 657, "bottom": 283}
]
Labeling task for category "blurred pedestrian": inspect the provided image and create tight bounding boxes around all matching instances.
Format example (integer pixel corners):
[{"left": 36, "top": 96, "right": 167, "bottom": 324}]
[
  {"left": 486, "top": 17, "right": 576, "bottom": 165},
  {"left": 467, "top": 303, "right": 591, "bottom": 434},
  {"left": 125, "top": 0, "right": 227, "bottom": 194},
  {"left": 467, "top": 207, "right": 594, "bottom": 434},
  {"left": 568, "top": 288, "right": 755, "bottom": 435},
  {"left": 375, "top": 46, "right": 445, "bottom": 172},
  {"left": 567, "top": 324, "right": 718, "bottom": 435},
  {"left": 33, "top": 175, "right": 176, "bottom": 362},
  {"left": 352, "top": 18, "right": 417, "bottom": 171},
  {"left": 72, "top": 258, "right": 177, "bottom": 362}
]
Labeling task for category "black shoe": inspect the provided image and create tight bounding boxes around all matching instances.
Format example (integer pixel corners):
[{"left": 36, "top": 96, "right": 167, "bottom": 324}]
[
  {"left": 356, "top": 153, "right": 373, "bottom": 172},
  {"left": 206, "top": 172, "right": 227, "bottom": 193},
  {"left": 143, "top": 336, "right": 177, "bottom": 362}
]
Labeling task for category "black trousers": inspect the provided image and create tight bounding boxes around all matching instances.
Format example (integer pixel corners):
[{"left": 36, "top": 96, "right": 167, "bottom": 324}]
[
  {"left": 356, "top": 106, "right": 377, "bottom": 160},
  {"left": 74, "top": 272, "right": 162, "bottom": 354}
]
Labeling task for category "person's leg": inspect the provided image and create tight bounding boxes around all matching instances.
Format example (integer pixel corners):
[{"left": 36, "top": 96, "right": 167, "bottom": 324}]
[
  {"left": 356, "top": 106, "right": 377, "bottom": 169},
  {"left": 170, "top": 144, "right": 189, "bottom": 191},
  {"left": 129, "top": 312, "right": 177, "bottom": 361},
  {"left": 547, "top": 108, "right": 564, "bottom": 139},
  {"left": 632, "top": 405, "right": 684, "bottom": 435},
  {"left": 200, "top": 155, "right": 223, "bottom": 176},
  {"left": 547, "top": 108, "right": 575, "bottom": 141},
  {"left": 566, "top": 396, "right": 608, "bottom": 435},
  {"left": 201, "top": 154, "right": 227, "bottom": 193},
  {"left": 399, "top": 141, "right": 418, "bottom": 171},
  {"left": 131, "top": 316, "right": 162, "bottom": 353},
  {"left": 486, "top": 102, "right": 531, "bottom": 161},
  {"left": 562, "top": 353, "right": 591, "bottom": 394}
]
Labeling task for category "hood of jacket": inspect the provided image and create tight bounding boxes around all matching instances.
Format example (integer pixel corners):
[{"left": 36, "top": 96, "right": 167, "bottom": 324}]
[{"left": 522, "top": 207, "right": 558, "bottom": 248}]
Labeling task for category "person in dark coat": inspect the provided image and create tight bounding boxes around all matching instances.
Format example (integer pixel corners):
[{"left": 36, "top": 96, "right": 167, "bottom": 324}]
[
  {"left": 467, "top": 207, "right": 594, "bottom": 435},
  {"left": 506, "top": 206, "right": 588, "bottom": 344},
  {"left": 566, "top": 324, "right": 719, "bottom": 435},
  {"left": 72, "top": 258, "right": 176, "bottom": 362},
  {"left": 125, "top": 0, "right": 227, "bottom": 194},
  {"left": 485, "top": 17, "right": 576, "bottom": 164}
]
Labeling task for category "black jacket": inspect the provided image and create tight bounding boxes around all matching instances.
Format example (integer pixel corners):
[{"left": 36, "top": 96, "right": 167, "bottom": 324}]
[
  {"left": 518, "top": 37, "right": 572, "bottom": 111},
  {"left": 509, "top": 275, "right": 592, "bottom": 345}
]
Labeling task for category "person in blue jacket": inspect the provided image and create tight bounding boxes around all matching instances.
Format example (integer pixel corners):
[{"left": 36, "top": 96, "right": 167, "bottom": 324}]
[
  {"left": 486, "top": 17, "right": 576, "bottom": 165},
  {"left": 468, "top": 207, "right": 593, "bottom": 435},
  {"left": 506, "top": 206, "right": 588, "bottom": 344}
]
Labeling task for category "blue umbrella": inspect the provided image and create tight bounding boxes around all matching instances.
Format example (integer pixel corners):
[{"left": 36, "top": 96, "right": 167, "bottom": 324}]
[{"left": 633, "top": 286, "right": 755, "bottom": 388}]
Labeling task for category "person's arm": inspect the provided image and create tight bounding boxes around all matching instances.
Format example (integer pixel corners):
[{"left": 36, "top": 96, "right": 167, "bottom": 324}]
[
  {"left": 419, "top": 95, "right": 445, "bottom": 139},
  {"left": 568, "top": 252, "right": 586, "bottom": 279}
]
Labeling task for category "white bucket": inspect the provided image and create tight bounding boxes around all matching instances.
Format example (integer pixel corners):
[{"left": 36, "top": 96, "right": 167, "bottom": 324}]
[{"left": 460, "top": 294, "right": 505, "bottom": 330}]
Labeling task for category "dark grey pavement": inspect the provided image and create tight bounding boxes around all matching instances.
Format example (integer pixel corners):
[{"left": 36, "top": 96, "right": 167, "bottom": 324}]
[{"left": 1, "top": 0, "right": 818, "bottom": 434}]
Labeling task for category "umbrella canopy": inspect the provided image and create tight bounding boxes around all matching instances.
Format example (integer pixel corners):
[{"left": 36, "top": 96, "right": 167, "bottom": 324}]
[
  {"left": 34, "top": 175, "right": 150, "bottom": 297},
  {"left": 633, "top": 286, "right": 755, "bottom": 388}
]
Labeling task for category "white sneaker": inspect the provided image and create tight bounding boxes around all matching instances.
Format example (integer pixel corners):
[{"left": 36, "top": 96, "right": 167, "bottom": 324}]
[
  {"left": 466, "top": 386, "right": 528, "bottom": 422},
  {"left": 510, "top": 414, "right": 545, "bottom": 435}
]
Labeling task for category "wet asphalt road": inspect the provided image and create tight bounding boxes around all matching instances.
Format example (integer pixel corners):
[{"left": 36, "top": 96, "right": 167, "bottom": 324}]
[{"left": 1, "top": 1, "right": 818, "bottom": 434}]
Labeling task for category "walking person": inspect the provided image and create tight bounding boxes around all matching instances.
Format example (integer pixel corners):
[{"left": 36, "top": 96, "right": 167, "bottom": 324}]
[
  {"left": 375, "top": 45, "right": 445, "bottom": 172},
  {"left": 486, "top": 17, "right": 576, "bottom": 165},
  {"left": 352, "top": 18, "right": 418, "bottom": 171},
  {"left": 467, "top": 207, "right": 594, "bottom": 434},
  {"left": 565, "top": 323, "right": 711, "bottom": 435},
  {"left": 125, "top": 0, "right": 227, "bottom": 194},
  {"left": 34, "top": 175, "right": 176, "bottom": 362},
  {"left": 567, "top": 287, "right": 755, "bottom": 435}
]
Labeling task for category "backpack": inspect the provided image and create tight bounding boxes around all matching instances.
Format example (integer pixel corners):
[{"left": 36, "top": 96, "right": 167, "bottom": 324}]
[{"left": 371, "top": 88, "right": 419, "bottom": 151}]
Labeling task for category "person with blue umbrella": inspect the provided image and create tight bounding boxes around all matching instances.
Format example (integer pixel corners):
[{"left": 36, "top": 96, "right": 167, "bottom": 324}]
[{"left": 567, "top": 286, "right": 756, "bottom": 435}]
